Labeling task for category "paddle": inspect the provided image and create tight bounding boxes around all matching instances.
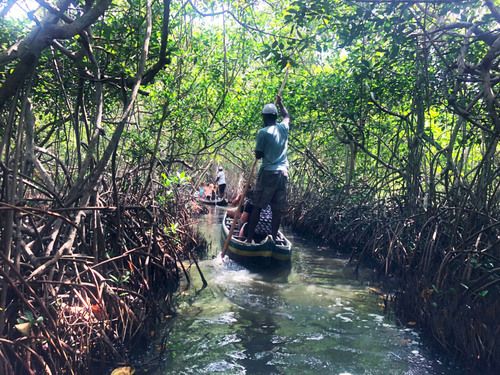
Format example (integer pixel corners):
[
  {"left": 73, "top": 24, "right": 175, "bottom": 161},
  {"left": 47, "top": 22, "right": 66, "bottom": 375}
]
[{"left": 220, "top": 62, "right": 290, "bottom": 260}]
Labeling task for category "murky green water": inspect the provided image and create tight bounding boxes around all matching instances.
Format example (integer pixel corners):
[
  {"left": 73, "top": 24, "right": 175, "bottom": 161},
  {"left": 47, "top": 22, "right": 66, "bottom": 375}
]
[{"left": 143, "top": 206, "right": 463, "bottom": 374}]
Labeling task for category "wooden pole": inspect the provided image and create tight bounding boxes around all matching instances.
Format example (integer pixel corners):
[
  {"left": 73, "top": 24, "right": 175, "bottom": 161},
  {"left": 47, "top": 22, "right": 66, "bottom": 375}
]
[{"left": 277, "top": 63, "right": 290, "bottom": 100}]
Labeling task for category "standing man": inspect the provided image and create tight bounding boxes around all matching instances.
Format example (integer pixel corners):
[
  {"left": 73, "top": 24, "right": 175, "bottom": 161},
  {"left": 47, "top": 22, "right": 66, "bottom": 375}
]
[
  {"left": 245, "top": 95, "right": 290, "bottom": 243},
  {"left": 216, "top": 166, "right": 226, "bottom": 199}
]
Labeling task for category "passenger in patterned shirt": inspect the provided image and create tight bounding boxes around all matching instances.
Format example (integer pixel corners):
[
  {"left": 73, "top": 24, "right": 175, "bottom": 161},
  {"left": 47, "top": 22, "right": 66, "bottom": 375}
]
[{"left": 239, "top": 201, "right": 272, "bottom": 238}]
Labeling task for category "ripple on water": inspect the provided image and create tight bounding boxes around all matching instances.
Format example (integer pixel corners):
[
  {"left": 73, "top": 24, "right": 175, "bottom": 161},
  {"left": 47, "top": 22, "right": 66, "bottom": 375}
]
[
  {"left": 218, "top": 333, "right": 240, "bottom": 347},
  {"left": 200, "top": 360, "right": 245, "bottom": 373},
  {"left": 335, "top": 312, "right": 354, "bottom": 323},
  {"left": 202, "top": 311, "right": 237, "bottom": 325}
]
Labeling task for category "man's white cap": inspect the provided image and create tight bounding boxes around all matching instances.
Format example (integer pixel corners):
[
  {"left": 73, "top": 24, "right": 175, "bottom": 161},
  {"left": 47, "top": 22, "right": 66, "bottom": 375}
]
[{"left": 262, "top": 103, "right": 278, "bottom": 115}]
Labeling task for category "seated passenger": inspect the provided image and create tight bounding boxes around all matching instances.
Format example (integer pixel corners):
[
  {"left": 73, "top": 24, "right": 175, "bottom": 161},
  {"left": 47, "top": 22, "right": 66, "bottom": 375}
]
[
  {"left": 209, "top": 184, "right": 216, "bottom": 200},
  {"left": 203, "top": 184, "right": 212, "bottom": 200},
  {"left": 231, "top": 186, "right": 251, "bottom": 206},
  {"left": 238, "top": 202, "right": 272, "bottom": 239},
  {"left": 228, "top": 188, "right": 252, "bottom": 218}
]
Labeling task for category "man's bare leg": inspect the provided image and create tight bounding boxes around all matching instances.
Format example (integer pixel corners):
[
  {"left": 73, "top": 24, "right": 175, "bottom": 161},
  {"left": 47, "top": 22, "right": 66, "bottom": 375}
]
[{"left": 245, "top": 207, "right": 262, "bottom": 243}]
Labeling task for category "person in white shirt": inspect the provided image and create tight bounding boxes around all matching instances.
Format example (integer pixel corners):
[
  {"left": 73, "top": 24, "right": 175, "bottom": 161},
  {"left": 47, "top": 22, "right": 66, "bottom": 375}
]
[{"left": 216, "top": 166, "right": 226, "bottom": 198}]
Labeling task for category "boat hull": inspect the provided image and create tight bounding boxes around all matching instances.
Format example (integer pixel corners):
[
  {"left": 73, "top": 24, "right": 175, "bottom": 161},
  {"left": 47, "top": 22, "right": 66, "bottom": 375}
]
[
  {"left": 197, "top": 197, "right": 228, "bottom": 206},
  {"left": 221, "top": 212, "right": 292, "bottom": 268}
]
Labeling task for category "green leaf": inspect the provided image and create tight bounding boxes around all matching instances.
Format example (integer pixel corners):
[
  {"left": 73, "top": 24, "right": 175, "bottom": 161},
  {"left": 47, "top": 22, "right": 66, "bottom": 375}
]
[{"left": 25, "top": 311, "right": 34, "bottom": 322}]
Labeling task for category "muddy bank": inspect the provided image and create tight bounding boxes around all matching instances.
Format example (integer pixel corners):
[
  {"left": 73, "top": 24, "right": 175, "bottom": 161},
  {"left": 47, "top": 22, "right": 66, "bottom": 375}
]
[{"left": 0, "top": 192, "right": 207, "bottom": 375}]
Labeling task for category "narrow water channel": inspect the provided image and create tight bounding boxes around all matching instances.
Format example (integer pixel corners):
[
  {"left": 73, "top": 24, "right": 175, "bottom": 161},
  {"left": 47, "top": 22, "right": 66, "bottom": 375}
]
[{"left": 141, "top": 206, "right": 463, "bottom": 375}]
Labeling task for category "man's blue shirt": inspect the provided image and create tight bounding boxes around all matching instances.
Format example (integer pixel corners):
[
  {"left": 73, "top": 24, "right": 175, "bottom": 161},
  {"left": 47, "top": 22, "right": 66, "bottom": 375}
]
[{"left": 255, "top": 122, "right": 289, "bottom": 173}]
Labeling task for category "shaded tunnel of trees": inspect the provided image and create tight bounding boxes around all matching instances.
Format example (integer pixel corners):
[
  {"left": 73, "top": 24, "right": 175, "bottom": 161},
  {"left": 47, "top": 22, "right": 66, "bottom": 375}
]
[{"left": 0, "top": 0, "right": 499, "bottom": 373}]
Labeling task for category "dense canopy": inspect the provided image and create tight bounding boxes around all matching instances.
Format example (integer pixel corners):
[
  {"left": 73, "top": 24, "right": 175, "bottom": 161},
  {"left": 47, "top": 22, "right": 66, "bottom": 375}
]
[{"left": 1, "top": 0, "right": 500, "bottom": 373}]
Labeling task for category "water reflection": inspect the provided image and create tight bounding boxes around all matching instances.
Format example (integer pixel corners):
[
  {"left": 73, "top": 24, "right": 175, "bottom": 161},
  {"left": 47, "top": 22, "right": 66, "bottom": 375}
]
[{"left": 141, "top": 206, "right": 462, "bottom": 375}]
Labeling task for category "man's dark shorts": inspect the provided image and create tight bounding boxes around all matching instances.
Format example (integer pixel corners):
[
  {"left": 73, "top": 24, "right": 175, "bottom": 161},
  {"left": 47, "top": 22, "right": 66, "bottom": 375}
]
[
  {"left": 252, "top": 170, "right": 287, "bottom": 210},
  {"left": 218, "top": 183, "right": 226, "bottom": 197}
]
